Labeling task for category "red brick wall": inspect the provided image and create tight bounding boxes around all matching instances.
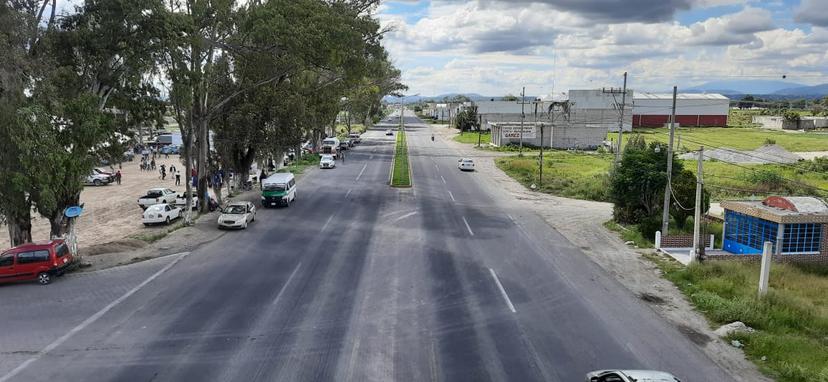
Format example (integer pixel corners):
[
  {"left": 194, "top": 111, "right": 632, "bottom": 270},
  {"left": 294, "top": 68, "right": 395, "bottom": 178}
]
[
  {"left": 633, "top": 114, "right": 728, "bottom": 127},
  {"left": 661, "top": 234, "right": 711, "bottom": 248}
]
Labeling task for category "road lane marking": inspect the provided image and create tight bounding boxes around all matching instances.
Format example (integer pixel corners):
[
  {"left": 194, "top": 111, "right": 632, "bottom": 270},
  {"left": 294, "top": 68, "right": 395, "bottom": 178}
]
[
  {"left": 391, "top": 211, "right": 418, "bottom": 223},
  {"left": 489, "top": 268, "right": 517, "bottom": 313},
  {"left": 321, "top": 214, "right": 335, "bottom": 232},
  {"left": 448, "top": 191, "right": 455, "bottom": 202},
  {"left": 345, "top": 189, "right": 352, "bottom": 198},
  {"left": 507, "top": 214, "right": 517, "bottom": 224},
  {"left": 0, "top": 252, "right": 192, "bottom": 382},
  {"left": 272, "top": 262, "right": 302, "bottom": 306},
  {"left": 462, "top": 216, "right": 474, "bottom": 236},
  {"left": 434, "top": 163, "right": 439, "bottom": 171},
  {"left": 440, "top": 175, "right": 446, "bottom": 184},
  {"left": 356, "top": 163, "right": 367, "bottom": 181}
]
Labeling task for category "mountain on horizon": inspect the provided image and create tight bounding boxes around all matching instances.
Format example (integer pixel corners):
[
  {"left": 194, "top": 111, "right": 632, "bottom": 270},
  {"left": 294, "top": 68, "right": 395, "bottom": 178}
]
[
  {"left": 773, "top": 84, "right": 828, "bottom": 96},
  {"left": 686, "top": 79, "right": 806, "bottom": 95}
]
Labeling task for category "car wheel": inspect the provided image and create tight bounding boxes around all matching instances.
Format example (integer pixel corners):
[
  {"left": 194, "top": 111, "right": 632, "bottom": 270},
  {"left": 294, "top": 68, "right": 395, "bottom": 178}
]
[
  {"left": 93, "top": 179, "right": 101, "bottom": 186},
  {"left": 242, "top": 221, "right": 248, "bottom": 229},
  {"left": 37, "top": 272, "right": 51, "bottom": 285},
  {"left": 251, "top": 214, "right": 255, "bottom": 222},
  {"left": 165, "top": 217, "right": 171, "bottom": 225},
  {"left": 143, "top": 223, "right": 151, "bottom": 227}
]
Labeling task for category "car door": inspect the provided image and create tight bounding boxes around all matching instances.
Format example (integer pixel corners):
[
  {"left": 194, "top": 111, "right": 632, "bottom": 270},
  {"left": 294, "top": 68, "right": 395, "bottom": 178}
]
[
  {"left": 0, "top": 252, "right": 19, "bottom": 282},
  {"left": 14, "top": 251, "right": 41, "bottom": 279}
]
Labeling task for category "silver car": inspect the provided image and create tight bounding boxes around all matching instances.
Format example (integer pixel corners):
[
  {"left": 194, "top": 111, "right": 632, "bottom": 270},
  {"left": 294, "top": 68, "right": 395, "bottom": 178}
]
[{"left": 586, "top": 370, "right": 680, "bottom": 382}]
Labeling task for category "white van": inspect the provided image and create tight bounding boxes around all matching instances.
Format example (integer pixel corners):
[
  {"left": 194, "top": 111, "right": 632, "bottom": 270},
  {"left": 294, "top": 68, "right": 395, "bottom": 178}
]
[{"left": 261, "top": 172, "right": 297, "bottom": 207}]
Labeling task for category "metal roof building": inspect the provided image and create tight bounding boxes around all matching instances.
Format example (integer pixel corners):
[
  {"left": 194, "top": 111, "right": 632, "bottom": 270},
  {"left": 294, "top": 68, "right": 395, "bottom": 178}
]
[{"left": 633, "top": 93, "right": 729, "bottom": 127}]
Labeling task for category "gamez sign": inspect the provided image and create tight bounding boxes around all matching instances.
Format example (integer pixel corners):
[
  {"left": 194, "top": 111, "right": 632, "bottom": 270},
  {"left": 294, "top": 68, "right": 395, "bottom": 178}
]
[{"left": 500, "top": 125, "right": 536, "bottom": 139}]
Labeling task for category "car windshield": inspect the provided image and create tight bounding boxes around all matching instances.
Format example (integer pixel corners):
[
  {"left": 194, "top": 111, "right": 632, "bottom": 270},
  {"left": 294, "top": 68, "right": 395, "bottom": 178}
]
[
  {"left": 147, "top": 205, "right": 164, "bottom": 212},
  {"left": 263, "top": 183, "right": 287, "bottom": 191},
  {"left": 225, "top": 205, "right": 246, "bottom": 214},
  {"left": 321, "top": 155, "right": 333, "bottom": 161},
  {"left": 147, "top": 190, "right": 162, "bottom": 197}
]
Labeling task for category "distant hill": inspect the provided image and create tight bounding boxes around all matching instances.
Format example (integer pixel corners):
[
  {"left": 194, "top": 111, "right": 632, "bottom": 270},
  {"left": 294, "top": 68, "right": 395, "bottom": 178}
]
[
  {"left": 686, "top": 80, "right": 806, "bottom": 95},
  {"left": 383, "top": 93, "right": 537, "bottom": 103},
  {"left": 773, "top": 84, "right": 828, "bottom": 96}
]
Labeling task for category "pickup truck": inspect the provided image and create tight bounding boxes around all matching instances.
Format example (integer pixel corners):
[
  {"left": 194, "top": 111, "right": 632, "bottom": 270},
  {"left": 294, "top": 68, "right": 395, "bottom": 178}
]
[{"left": 138, "top": 188, "right": 177, "bottom": 210}]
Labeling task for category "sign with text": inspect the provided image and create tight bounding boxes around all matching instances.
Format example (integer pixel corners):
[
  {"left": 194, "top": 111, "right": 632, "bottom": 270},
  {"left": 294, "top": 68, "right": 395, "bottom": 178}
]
[{"left": 500, "top": 125, "right": 536, "bottom": 139}]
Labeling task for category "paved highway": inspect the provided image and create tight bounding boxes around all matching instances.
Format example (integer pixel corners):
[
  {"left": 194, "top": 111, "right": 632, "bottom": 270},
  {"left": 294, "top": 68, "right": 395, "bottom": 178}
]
[{"left": 0, "top": 110, "right": 735, "bottom": 381}]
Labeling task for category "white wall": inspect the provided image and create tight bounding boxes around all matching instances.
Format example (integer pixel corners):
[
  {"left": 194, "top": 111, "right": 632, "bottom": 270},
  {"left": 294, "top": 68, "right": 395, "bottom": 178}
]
[{"left": 634, "top": 95, "right": 729, "bottom": 116}]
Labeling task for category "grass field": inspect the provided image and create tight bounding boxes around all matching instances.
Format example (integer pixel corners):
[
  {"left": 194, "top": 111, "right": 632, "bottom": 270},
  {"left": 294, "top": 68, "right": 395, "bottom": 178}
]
[
  {"left": 278, "top": 154, "right": 320, "bottom": 175},
  {"left": 453, "top": 131, "right": 491, "bottom": 145},
  {"left": 612, "top": 127, "right": 828, "bottom": 152},
  {"left": 390, "top": 129, "right": 411, "bottom": 187},
  {"left": 495, "top": 151, "right": 828, "bottom": 202},
  {"left": 646, "top": 255, "right": 828, "bottom": 382}
]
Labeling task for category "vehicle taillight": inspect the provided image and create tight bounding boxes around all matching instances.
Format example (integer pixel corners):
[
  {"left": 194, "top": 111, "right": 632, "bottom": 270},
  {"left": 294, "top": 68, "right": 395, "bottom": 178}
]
[{"left": 53, "top": 262, "right": 58, "bottom": 267}]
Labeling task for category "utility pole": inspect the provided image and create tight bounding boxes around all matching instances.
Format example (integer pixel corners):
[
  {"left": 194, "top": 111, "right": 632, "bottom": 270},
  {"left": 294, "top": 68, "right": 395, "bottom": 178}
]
[
  {"left": 691, "top": 146, "right": 704, "bottom": 263},
  {"left": 614, "top": 72, "right": 628, "bottom": 165},
  {"left": 519, "top": 87, "right": 526, "bottom": 156},
  {"left": 399, "top": 96, "right": 404, "bottom": 130},
  {"left": 534, "top": 98, "right": 542, "bottom": 186},
  {"left": 661, "top": 86, "right": 678, "bottom": 235},
  {"left": 477, "top": 113, "right": 482, "bottom": 147}
]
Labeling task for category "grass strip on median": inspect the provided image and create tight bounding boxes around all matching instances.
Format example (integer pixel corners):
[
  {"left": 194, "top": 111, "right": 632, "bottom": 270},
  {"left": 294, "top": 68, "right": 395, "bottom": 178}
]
[{"left": 390, "top": 129, "right": 411, "bottom": 187}]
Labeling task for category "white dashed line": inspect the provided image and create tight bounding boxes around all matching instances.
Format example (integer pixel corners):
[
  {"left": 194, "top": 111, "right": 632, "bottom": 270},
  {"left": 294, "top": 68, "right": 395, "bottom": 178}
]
[
  {"left": 356, "top": 163, "right": 367, "bottom": 181},
  {"left": 0, "top": 252, "right": 192, "bottom": 382},
  {"left": 321, "top": 214, "right": 335, "bottom": 232},
  {"left": 462, "top": 216, "right": 474, "bottom": 236},
  {"left": 489, "top": 268, "right": 517, "bottom": 313},
  {"left": 448, "top": 191, "right": 455, "bottom": 202},
  {"left": 272, "top": 262, "right": 302, "bottom": 306},
  {"left": 392, "top": 211, "right": 418, "bottom": 223},
  {"left": 345, "top": 189, "right": 352, "bottom": 198},
  {"left": 440, "top": 175, "right": 446, "bottom": 184}
]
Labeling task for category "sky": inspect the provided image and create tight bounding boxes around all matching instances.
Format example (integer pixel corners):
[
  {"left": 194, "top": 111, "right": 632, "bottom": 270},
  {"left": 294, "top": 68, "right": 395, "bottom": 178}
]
[{"left": 376, "top": 0, "right": 828, "bottom": 97}]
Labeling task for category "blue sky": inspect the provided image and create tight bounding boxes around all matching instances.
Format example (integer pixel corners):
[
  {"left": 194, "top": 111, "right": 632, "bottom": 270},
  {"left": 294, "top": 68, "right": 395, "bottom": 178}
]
[{"left": 378, "top": 0, "right": 828, "bottom": 96}]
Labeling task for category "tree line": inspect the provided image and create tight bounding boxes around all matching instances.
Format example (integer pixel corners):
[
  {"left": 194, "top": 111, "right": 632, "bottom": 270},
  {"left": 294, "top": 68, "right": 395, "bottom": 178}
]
[{"left": 0, "top": 0, "right": 405, "bottom": 246}]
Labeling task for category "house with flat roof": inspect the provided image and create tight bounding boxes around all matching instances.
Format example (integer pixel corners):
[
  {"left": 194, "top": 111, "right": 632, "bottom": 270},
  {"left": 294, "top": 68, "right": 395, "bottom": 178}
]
[{"left": 720, "top": 196, "right": 828, "bottom": 263}]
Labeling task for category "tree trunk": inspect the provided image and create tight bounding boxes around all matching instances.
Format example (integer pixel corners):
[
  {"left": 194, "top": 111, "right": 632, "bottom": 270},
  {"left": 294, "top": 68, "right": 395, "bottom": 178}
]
[
  {"left": 197, "top": 117, "right": 210, "bottom": 213},
  {"left": 7, "top": 215, "right": 32, "bottom": 247},
  {"left": 47, "top": 193, "right": 79, "bottom": 239}
]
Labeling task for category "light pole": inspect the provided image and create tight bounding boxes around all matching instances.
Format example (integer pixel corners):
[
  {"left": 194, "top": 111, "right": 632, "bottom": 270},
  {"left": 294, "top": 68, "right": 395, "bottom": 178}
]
[
  {"left": 397, "top": 93, "right": 419, "bottom": 130},
  {"left": 340, "top": 96, "right": 350, "bottom": 135}
]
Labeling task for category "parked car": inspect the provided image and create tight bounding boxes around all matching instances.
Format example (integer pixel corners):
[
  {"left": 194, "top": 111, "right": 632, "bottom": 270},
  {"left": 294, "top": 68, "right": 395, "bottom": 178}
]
[
  {"left": 348, "top": 133, "right": 361, "bottom": 143},
  {"left": 585, "top": 370, "right": 681, "bottom": 382},
  {"left": 160, "top": 145, "right": 180, "bottom": 155},
  {"left": 385, "top": 129, "right": 393, "bottom": 136},
  {"left": 142, "top": 203, "right": 181, "bottom": 226},
  {"left": 458, "top": 158, "right": 475, "bottom": 171},
  {"left": 217, "top": 201, "right": 256, "bottom": 229},
  {"left": 85, "top": 172, "right": 111, "bottom": 186},
  {"left": 138, "top": 188, "right": 177, "bottom": 210},
  {"left": 0, "top": 239, "right": 75, "bottom": 285},
  {"left": 93, "top": 168, "right": 115, "bottom": 183},
  {"left": 123, "top": 151, "right": 135, "bottom": 162},
  {"left": 319, "top": 154, "right": 336, "bottom": 169},
  {"left": 174, "top": 191, "right": 199, "bottom": 210}
]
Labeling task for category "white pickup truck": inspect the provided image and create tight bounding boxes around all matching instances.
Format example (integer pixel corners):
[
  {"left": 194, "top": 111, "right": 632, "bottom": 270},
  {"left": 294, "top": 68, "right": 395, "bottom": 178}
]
[{"left": 138, "top": 188, "right": 177, "bottom": 210}]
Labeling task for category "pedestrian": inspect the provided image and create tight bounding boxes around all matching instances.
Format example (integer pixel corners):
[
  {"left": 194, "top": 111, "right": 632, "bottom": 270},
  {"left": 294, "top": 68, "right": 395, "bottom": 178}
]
[
  {"left": 175, "top": 173, "right": 181, "bottom": 186},
  {"left": 151, "top": 159, "right": 156, "bottom": 170},
  {"left": 165, "top": 152, "right": 169, "bottom": 159},
  {"left": 161, "top": 168, "right": 166, "bottom": 180},
  {"left": 170, "top": 165, "right": 176, "bottom": 174},
  {"left": 260, "top": 169, "right": 266, "bottom": 185},
  {"left": 115, "top": 170, "right": 122, "bottom": 185},
  {"left": 341, "top": 151, "right": 345, "bottom": 163}
]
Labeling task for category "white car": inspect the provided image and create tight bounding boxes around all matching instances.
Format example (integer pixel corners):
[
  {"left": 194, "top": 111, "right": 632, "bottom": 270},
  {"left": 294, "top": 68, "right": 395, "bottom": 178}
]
[
  {"left": 174, "top": 192, "right": 199, "bottom": 210},
  {"left": 142, "top": 203, "right": 181, "bottom": 226},
  {"left": 319, "top": 154, "right": 336, "bottom": 169},
  {"left": 585, "top": 370, "right": 681, "bottom": 382},
  {"left": 218, "top": 201, "right": 256, "bottom": 229},
  {"left": 138, "top": 188, "right": 177, "bottom": 210},
  {"left": 458, "top": 158, "right": 475, "bottom": 171},
  {"left": 385, "top": 129, "right": 394, "bottom": 136},
  {"left": 85, "top": 173, "right": 111, "bottom": 186}
]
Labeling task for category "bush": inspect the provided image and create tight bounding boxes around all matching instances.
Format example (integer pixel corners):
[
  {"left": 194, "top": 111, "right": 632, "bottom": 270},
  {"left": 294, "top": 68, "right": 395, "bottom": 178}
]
[
  {"left": 745, "top": 170, "right": 785, "bottom": 192},
  {"left": 764, "top": 138, "right": 777, "bottom": 145}
]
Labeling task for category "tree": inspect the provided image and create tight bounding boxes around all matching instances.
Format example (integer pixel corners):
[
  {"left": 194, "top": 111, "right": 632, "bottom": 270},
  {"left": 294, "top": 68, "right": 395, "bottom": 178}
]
[
  {"left": 503, "top": 94, "right": 518, "bottom": 101},
  {"left": 610, "top": 135, "right": 707, "bottom": 238},
  {"left": 453, "top": 106, "right": 478, "bottom": 132}
]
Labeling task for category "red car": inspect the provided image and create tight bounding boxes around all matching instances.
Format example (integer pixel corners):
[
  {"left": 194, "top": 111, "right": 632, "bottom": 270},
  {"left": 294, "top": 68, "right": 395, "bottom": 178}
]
[{"left": 0, "top": 239, "right": 75, "bottom": 285}]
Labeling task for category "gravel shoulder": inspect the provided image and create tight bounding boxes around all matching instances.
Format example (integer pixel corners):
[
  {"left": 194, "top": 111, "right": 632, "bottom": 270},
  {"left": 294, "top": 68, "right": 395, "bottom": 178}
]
[{"left": 434, "top": 124, "right": 770, "bottom": 382}]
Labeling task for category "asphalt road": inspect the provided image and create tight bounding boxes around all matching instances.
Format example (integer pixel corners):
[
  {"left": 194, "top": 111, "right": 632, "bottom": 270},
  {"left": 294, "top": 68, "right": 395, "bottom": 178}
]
[{"left": 0, "top": 110, "right": 735, "bottom": 381}]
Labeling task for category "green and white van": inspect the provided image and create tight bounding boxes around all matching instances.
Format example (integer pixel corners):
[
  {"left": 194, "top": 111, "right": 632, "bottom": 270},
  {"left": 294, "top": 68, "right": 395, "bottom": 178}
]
[{"left": 261, "top": 172, "right": 296, "bottom": 207}]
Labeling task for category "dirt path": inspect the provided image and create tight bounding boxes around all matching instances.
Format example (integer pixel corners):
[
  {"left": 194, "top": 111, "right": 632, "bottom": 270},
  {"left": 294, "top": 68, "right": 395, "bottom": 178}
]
[{"left": 434, "top": 124, "right": 770, "bottom": 382}]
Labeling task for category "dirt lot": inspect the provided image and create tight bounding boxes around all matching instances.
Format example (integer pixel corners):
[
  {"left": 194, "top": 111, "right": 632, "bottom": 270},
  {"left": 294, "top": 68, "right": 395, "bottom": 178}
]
[
  {"left": 436, "top": 124, "right": 770, "bottom": 382},
  {"left": 1, "top": 155, "right": 193, "bottom": 249}
]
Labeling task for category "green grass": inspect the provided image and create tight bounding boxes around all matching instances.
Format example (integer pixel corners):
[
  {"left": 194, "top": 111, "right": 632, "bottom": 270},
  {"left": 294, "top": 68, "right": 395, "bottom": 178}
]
[
  {"left": 603, "top": 220, "right": 654, "bottom": 248},
  {"left": 278, "top": 154, "right": 320, "bottom": 175},
  {"left": 390, "top": 129, "right": 411, "bottom": 187},
  {"left": 495, "top": 151, "right": 613, "bottom": 201},
  {"left": 612, "top": 127, "right": 828, "bottom": 152},
  {"left": 644, "top": 256, "right": 828, "bottom": 382},
  {"left": 130, "top": 217, "right": 190, "bottom": 243},
  {"left": 453, "top": 131, "right": 491, "bottom": 145}
]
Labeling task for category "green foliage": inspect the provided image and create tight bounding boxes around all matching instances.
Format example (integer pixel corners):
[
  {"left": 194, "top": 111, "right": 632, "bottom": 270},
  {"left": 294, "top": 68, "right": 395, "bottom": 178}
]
[
  {"left": 453, "top": 131, "right": 491, "bottom": 145},
  {"left": 764, "top": 138, "right": 777, "bottom": 145},
  {"left": 649, "top": 259, "right": 828, "bottom": 382},
  {"left": 391, "top": 130, "right": 410, "bottom": 187},
  {"left": 453, "top": 107, "right": 479, "bottom": 132},
  {"left": 783, "top": 110, "right": 802, "bottom": 122}
]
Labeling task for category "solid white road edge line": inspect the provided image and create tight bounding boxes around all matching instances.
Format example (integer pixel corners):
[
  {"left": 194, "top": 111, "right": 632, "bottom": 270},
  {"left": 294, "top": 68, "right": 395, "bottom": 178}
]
[
  {"left": 271, "top": 262, "right": 302, "bottom": 306},
  {"left": 462, "top": 216, "right": 474, "bottom": 236},
  {"left": 356, "top": 163, "right": 367, "bottom": 181},
  {"left": 489, "top": 268, "right": 517, "bottom": 313},
  {"left": 0, "top": 251, "right": 192, "bottom": 382}
]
